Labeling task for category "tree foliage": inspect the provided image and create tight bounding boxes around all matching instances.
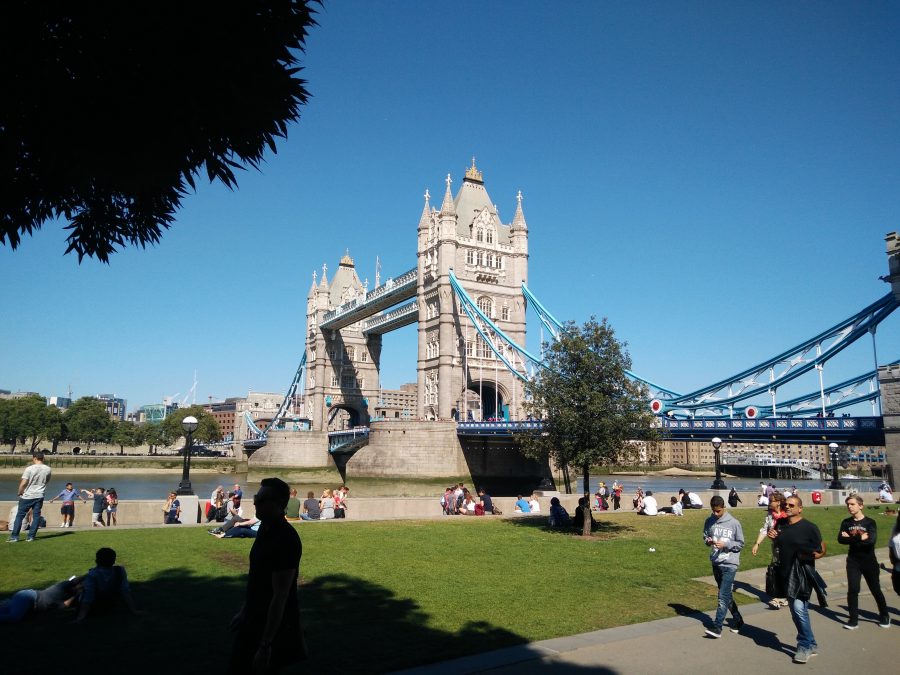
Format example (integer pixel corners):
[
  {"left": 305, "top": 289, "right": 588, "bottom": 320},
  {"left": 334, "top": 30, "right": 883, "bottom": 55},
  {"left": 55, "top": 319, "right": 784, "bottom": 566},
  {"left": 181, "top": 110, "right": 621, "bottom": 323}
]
[
  {"left": 160, "top": 405, "right": 221, "bottom": 445},
  {"left": 0, "top": 395, "right": 62, "bottom": 452},
  {"left": 63, "top": 397, "right": 112, "bottom": 447},
  {"left": 0, "top": 2, "right": 319, "bottom": 261},
  {"left": 520, "top": 317, "right": 658, "bottom": 532},
  {"left": 111, "top": 420, "right": 145, "bottom": 455}
]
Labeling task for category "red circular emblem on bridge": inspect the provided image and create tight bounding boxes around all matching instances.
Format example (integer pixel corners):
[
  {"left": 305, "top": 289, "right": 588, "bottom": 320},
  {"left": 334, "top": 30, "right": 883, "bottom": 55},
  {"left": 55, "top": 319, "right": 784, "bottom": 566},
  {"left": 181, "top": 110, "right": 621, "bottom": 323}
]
[
  {"left": 745, "top": 405, "right": 758, "bottom": 419},
  {"left": 650, "top": 399, "right": 664, "bottom": 414}
]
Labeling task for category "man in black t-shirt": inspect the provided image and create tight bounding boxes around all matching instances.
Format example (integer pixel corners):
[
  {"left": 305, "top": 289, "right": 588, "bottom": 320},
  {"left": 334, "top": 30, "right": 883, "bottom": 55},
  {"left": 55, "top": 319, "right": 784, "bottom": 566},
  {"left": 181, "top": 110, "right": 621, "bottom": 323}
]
[
  {"left": 768, "top": 495, "right": 825, "bottom": 664},
  {"left": 228, "top": 478, "right": 305, "bottom": 674}
]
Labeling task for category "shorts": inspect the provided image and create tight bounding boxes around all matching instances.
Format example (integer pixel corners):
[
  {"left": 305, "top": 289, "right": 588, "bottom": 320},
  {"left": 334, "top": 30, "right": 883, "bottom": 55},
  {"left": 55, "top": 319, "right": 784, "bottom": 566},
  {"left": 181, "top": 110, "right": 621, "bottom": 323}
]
[
  {"left": 92, "top": 511, "right": 104, "bottom": 522},
  {"left": 60, "top": 504, "right": 75, "bottom": 516}
]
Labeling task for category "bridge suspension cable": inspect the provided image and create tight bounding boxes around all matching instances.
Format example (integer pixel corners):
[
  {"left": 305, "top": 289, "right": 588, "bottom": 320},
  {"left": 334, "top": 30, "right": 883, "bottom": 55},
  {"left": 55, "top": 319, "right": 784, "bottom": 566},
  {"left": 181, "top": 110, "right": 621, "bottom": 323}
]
[
  {"left": 662, "top": 293, "right": 898, "bottom": 411},
  {"left": 246, "top": 350, "right": 308, "bottom": 441}
]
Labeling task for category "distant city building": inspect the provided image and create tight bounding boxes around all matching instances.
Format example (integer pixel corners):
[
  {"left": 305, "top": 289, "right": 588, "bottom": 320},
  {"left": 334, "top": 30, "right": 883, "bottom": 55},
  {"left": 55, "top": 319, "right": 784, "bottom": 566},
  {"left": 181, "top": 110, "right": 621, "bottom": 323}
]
[
  {"left": 96, "top": 394, "right": 127, "bottom": 421},
  {"left": 374, "top": 383, "right": 417, "bottom": 420},
  {"left": 203, "top": 399, "right": 240, "bottom": 441},
  {"left": 656, "top": 439, "right": 886, "bottom": 470},
  {"left": 48, "top": 396, "right": 72, "bottom": 409}
]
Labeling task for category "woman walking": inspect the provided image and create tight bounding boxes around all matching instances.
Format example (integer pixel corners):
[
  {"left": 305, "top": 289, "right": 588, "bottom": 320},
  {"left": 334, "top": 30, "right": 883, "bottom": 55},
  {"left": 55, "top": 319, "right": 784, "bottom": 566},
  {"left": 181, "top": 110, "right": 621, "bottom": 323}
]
[
  {"left": 837, "top": 494, "right": 891, "bottom": 629},
  {"left": 751, "top": 490, "right": 788, "bottom": 608}
]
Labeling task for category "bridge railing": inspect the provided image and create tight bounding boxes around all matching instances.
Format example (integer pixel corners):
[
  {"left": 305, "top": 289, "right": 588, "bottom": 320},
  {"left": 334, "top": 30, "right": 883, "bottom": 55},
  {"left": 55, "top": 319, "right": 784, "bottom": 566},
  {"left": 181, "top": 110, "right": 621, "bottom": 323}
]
[
  {"left": 662, "top": 416, "right": 879, "bottom": 432},
  {"left": 457, "top": 420, "right": 544, "bottom": 434}
]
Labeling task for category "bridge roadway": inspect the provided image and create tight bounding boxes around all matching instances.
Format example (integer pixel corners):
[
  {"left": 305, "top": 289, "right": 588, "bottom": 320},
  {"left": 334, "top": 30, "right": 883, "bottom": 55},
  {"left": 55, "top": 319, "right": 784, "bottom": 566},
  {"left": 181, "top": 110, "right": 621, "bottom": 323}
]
[
  {"left": 662, "top": 415, "right": 884, "bottom": 445},
  {"left": 322, "top": 417, "right": 881, "bottom": 455}
]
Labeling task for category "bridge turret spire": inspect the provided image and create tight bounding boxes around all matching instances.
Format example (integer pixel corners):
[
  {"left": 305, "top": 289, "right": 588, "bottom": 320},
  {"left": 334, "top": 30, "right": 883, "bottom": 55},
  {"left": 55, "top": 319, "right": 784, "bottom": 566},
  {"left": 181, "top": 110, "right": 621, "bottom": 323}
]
[
  {"left": 418, "top": 189, "right": 431, "bottom": 232},
  {"left": 320, "top": 263, "right": 328, "bottom": 287},
  {"left": 308, "top": 270, "right": 317, "bottom": 297},
  {"left": 511, "top": 190, "right": 527, "bottom": 232},
  {"left": 440, "top": 174, "right": 456, "bottom": 216}
]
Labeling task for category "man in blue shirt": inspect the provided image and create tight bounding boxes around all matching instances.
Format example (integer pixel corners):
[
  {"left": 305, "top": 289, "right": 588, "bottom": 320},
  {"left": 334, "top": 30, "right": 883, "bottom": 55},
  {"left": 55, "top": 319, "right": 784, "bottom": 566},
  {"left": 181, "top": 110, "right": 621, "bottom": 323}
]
[
  {"left": 49, "top": 482, "right": 86, "bottom": 528},
  {"left": 514, "top": 495, "right": 531, "bottom": 513}
]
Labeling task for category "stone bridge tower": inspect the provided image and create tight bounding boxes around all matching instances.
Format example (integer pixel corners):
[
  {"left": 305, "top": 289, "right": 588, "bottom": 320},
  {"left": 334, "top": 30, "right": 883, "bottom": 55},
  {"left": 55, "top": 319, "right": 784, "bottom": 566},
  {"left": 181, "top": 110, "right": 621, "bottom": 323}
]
[
  {"left": 416, "top": 160, "right": 529, "bottom": 421},
  {"left": 304, "top": 253, "right": 382, "bottom": 431}
]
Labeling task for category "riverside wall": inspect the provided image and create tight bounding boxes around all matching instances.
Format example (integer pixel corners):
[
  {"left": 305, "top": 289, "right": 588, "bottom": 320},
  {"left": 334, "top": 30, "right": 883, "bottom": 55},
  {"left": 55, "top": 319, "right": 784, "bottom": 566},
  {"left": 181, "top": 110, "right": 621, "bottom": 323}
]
[
  {"left": 247, "top": 430, "right": 333, "bottom": 469},
  {"left": 4, "top": 488, "right": 886, "bottom": 529}
]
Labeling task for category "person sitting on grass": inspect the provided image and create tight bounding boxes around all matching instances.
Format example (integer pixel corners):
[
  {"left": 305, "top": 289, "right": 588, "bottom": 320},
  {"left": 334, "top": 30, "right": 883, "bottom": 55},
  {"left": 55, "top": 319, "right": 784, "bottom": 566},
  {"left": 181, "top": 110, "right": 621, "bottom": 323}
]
[
  {"left": 285, "top": 488, "right": 302, "bottom": 520},
  {"left": 0, "top": 577, "right": 82, "bottom": 624},
  {"left": 637, "top": 490, "right": 658, "bottom": 516},
  {"left": 460, "top": 492, "right": 478, "bottom": 515},
  {"left": 548, "top": 497, "right": 570, "bottom": 528},
  {"left": 514, "top": 494, "right": 532, "bottom": 514},
  {"left": 301, "top": 491, "right": 321, "bottom": 521},
  {"left": 214, "top": 517, "right": 261, "bottom": 539},
  {"left": 75, "top": 547, "right": 141, "bottom": 622},
  {"left": 528, "top": 494, "right": 541, "bottom": 513},
  {"left": 658, "top": 496, "right": 684, "bottom": 516}
]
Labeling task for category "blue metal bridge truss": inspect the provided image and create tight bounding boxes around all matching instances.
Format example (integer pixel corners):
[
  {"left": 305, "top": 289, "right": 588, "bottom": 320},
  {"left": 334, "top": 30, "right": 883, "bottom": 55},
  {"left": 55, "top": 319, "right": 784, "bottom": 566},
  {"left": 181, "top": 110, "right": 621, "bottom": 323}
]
[{"left": 249, "top": 262, "right": 897, "bottom": 452}]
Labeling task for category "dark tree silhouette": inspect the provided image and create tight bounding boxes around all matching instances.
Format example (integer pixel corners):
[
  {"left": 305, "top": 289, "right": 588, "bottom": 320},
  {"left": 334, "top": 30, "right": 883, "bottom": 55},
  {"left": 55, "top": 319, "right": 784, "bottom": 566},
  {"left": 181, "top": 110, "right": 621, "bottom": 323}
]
[{"left": 0, "top": 1, "right": 319, "bottom": 262}]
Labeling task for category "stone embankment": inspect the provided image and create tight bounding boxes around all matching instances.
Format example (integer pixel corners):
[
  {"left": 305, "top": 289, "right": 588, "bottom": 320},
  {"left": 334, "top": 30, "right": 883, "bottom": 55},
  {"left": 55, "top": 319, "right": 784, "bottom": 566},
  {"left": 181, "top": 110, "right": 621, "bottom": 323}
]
[{"left": 3, "top": 488, "right": 887, "bottom": 528}]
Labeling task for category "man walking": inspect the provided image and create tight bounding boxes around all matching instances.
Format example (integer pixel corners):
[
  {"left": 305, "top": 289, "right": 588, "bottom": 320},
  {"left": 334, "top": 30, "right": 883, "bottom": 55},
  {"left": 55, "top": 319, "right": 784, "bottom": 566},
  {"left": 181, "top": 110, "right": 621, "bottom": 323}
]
[
  {"left": 768, "top": 495, "right": 825, "bottom": 664},
  {"left": 703, "top": 495, "right": 745, "bottom": 637},
  {"left": 8, "top": 451, "right": 52, "bottom": 542},
  {"left": 228, "top": 477, "right": 305, "bottom": 674}
]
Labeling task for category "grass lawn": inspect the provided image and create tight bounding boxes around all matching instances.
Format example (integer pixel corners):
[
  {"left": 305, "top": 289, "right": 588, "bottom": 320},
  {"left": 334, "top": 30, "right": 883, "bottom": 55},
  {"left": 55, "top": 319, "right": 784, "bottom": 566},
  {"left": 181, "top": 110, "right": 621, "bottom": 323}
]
[{"left": 1, "top": 505, "right": 880, "bottom": 673}]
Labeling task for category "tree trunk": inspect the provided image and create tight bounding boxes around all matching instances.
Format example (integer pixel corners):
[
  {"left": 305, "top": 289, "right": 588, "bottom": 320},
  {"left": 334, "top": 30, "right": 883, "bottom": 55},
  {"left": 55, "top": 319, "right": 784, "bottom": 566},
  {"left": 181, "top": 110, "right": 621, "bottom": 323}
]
[
  {"left": 582, "top": 464, "right": 592, "bottom": 537},
  {"left": 562, "top": 464, "right": 572, "bottom": 494}
]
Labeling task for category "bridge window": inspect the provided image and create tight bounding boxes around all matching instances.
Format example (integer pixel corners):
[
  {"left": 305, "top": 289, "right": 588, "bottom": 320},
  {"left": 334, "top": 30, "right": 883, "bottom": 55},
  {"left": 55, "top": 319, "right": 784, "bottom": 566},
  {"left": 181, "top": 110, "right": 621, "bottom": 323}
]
[
  {"left": 360, "top": 349, "right": 367, "bottom": 362},
  {"left": 476, "top": 251, "right": 483, "bottom": 266},
  {"left": 497, "top": 255, "right": 503, "bottom": 269},
  {"left": 465, "top": 340, "right": 474, "bottom": 357},
  {"left": 477, "top": 296, "right": 493, "bottom": 318},
  {"left": 476, "top": 228, "right": 484, "bottom": 242},
  {"left": 346, "top": 346, "right": 355, "bottom": 361},
  {"left": 331, "top": 373, "right": 339, "bottom": 387},
  {"left": 466, "top": 249, "right": 474, "bottom": 265},
  {"left": 486, "top": 229, "right": 493, "bottom": 244},
  {"left": 427, "top": 301, "right": 438, "bottom": 319},
  {"left": 501, "top": 305, "right": 509, "bottom": 321},
  {"left": 357, "top": 377, "right": 365, "bottom": 389},
  {"left": 487, "top": 253, "right": 494, "bottom": 268},
  {"left": 341, "top": 374, "right": 355, "bottom": 388}
]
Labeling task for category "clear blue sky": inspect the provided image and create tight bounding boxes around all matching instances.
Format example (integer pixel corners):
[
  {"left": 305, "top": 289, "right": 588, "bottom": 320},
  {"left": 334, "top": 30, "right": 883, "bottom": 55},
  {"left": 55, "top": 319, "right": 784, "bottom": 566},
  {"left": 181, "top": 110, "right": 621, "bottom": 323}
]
[{"left": 2, "top": 1, "right": 899, "bottom": 413}]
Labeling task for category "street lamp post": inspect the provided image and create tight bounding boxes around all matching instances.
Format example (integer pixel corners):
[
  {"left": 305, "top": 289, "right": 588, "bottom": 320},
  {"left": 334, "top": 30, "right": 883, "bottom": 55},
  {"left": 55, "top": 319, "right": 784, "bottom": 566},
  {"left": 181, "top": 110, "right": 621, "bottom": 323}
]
[
  {"left": 177, "top": 416, "right": 199, "bottom": 495},
  {"left": 828, "top": 442, "right": 843, "bottom": 490},
  {"left": 710, "top": 437, "right": 727, "bottom": 490}
]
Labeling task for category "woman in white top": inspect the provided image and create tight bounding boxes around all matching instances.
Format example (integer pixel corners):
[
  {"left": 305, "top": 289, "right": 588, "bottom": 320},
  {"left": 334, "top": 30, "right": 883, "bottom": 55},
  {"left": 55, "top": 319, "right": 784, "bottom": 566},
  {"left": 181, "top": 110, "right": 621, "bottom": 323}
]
[
  {"left": 528, "top": 495, "right": 541, "bottom": 513},
  {"left": 320, "top": 488, "right": 336, "bottom": 520}
]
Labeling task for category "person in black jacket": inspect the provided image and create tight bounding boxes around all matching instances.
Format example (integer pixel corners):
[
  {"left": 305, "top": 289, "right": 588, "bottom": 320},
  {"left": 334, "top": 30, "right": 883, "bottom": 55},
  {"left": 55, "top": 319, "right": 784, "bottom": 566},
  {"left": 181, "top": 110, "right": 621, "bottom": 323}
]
[{"left": 837, "top": 494, "right": 891, "bottom": 629}]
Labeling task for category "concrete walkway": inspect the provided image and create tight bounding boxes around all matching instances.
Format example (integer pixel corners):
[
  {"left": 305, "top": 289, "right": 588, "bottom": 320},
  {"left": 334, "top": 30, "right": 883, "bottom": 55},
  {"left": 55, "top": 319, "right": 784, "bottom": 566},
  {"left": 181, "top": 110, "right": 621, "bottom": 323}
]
[{"left": 398, "top": 550, "right": 897, "bottom": 674}]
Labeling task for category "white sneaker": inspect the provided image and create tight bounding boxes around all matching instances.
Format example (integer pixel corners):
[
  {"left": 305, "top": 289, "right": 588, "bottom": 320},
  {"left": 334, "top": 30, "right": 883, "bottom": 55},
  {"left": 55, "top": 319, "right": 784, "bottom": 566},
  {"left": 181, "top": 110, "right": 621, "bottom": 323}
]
[{"left": 59, "top": 523, "right": 66, "bottom": 528}]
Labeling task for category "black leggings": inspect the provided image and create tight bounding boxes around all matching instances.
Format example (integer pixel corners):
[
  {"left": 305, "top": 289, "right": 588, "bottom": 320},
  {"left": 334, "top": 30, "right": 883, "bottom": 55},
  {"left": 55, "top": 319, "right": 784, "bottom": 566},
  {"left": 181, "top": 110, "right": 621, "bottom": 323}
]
[{"left": 846, "top": 554, "right": 888, "bottom": 623}]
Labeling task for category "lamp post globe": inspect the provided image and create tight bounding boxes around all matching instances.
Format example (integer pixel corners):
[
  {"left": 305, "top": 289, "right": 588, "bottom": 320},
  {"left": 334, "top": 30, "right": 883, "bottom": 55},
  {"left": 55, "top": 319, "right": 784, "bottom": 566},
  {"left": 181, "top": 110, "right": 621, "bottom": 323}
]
[
  {"left": 828, "top": 442, "right": 843, "bottom": 490},
  {"left": 177, "top": 416, "right": 199, "bottom": 495},
  {"left": 710, "top": 436, "right": 727, "bottom": 490}
]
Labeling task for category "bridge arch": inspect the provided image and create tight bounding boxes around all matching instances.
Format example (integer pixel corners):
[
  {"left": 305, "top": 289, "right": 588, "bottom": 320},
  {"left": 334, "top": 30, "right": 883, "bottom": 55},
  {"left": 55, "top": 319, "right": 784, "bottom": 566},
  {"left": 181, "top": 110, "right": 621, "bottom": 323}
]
[
  {"left": 326, "top": 401, "right": 370, "bottom": 432},
  {"left": 465, "top": 380, "right": 511, "bottom": 421}
]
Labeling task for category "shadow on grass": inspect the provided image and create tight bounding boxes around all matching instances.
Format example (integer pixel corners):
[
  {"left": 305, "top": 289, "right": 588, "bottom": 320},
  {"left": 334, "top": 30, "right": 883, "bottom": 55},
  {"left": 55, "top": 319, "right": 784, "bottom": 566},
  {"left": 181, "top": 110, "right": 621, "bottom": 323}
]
[
  {"left": 7, "top": 566, "right": 592, "bottom": 674},
  {"left": 499, "top": 515, "right": 636, "bottom": 539}
]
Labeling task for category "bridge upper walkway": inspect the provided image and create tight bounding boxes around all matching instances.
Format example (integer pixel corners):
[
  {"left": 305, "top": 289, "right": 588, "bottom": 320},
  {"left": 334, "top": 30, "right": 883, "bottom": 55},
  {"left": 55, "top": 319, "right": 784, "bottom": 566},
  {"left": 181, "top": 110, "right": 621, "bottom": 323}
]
[{"left": 320, "top": 267, "right": 417, "bottom": 331}]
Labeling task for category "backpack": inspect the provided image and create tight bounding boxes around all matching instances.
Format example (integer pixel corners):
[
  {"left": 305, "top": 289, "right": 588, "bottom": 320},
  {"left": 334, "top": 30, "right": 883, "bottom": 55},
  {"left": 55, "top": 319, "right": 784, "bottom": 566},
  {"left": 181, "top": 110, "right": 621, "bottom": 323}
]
[{"left": 474, "top": 503, "right": 485, "bottom": 516}]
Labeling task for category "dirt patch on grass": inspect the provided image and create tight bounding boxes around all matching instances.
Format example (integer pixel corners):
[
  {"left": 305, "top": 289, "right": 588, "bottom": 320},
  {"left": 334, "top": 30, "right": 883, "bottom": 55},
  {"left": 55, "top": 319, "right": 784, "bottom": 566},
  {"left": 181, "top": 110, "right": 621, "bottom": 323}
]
[{"left": 209, "top": 550, "right": 247, "bottom": 570}]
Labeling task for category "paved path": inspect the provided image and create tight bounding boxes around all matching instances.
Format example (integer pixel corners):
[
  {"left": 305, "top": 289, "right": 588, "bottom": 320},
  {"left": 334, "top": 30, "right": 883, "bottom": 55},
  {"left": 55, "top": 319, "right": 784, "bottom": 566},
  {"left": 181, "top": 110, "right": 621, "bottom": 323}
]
[{"left": 398, "top": 550, "right": 896, "bottom": 674}]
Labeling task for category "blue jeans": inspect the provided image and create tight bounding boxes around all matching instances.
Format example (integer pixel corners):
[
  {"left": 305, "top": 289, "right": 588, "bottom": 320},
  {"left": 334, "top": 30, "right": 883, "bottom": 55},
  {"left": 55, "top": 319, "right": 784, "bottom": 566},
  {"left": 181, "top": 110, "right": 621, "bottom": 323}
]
[
  {"left": 712, "top": 565, "right": 742, "bottom": 627},
  {"left": 789, "top": 597, "right": 817, "bottom": 651},
  {"left": 0, "top": 590, "right": 38, "bottom": 623},
  {"left": 10, "top": 497, "right": 44, "bottom": 540}
]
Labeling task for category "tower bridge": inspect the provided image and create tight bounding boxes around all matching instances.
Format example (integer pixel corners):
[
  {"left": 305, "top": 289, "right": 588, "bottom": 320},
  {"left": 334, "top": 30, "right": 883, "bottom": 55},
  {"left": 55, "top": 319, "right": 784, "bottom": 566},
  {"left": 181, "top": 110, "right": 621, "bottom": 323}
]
[{"left": 243, "top": 162, "right": 900, "bottom": 489}]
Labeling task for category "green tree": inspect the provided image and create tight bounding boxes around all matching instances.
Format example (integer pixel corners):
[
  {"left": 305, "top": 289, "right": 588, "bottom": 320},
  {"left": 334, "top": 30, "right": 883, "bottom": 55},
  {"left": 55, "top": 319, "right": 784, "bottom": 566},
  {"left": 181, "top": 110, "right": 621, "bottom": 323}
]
[
  {"left": 6, "top": 395, "right": 58, "bottom": 453},
  {"left": 161, "top": 405, "right": 220, "bottom": 447},
  {"left": 111, "top": 420, "right": 145, "bottom": 455},
  {"left": 0, "top": 2, "right": 319, "bottom": 261},
  {"left": 142, "top": 422, "right": 170, "bottom": 455},
  {"left": 521, "top": 317, "right": 659, "bottom": 536},
  {"left": 64, "top": 397, "right": 111, "bottom": 449},
  {"left": 0, "top": 398, "right": 19, "bottom": 451}
]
